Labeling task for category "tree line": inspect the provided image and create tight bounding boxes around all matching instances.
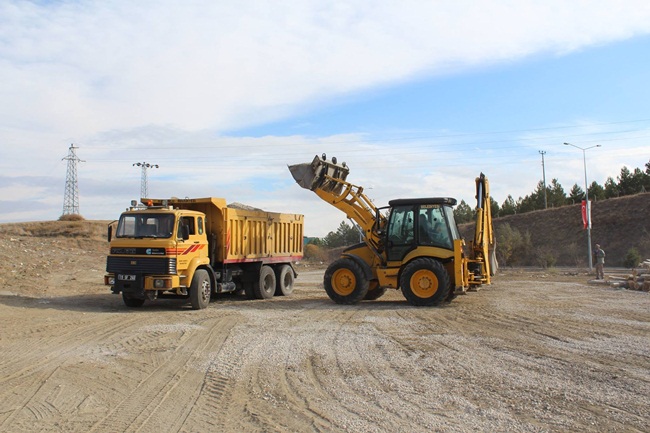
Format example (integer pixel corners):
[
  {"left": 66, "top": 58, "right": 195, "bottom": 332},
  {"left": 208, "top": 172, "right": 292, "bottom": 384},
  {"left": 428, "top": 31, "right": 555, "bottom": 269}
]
[{"left": 454, "top": 159, "right": 650, "bottom": 224}]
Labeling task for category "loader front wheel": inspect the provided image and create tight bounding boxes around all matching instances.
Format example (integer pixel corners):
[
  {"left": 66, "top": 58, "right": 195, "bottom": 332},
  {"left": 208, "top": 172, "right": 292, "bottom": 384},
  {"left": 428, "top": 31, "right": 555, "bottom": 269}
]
[
  {"left": 400, "top": 258, "right": 450, "bottom": 306},
  {"left": 324, "top": 258, "right": 369, "bottom": 304},
  {"left": 190, "top": 269, "right": 211, "bottom": 310}
]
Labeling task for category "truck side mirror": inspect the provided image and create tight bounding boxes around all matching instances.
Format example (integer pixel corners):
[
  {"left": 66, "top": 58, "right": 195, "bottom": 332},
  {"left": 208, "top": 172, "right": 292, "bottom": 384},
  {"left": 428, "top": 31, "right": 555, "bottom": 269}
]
[{"left": 107, "top": 225, "right": 113, "bottom": 242}]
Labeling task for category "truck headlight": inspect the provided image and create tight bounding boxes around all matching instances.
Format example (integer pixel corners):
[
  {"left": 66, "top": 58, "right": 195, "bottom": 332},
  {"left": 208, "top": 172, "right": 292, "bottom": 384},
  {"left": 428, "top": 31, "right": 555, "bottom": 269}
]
[
  {"left": 154, "top": 279, "right": 166, "bottom": 289},
  {"left": 105, "top": 276, "right": 116, "bottom": 285}
]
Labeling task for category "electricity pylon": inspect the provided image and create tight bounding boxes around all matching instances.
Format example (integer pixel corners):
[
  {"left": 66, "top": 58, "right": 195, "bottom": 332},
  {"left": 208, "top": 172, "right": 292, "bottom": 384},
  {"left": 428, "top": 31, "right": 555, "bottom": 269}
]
[
  {"left": 62, "top": 144, "right": 84, "bottom": 216},
  {"left": 133, "top": 162, "right": 159, "bottom": 198}
]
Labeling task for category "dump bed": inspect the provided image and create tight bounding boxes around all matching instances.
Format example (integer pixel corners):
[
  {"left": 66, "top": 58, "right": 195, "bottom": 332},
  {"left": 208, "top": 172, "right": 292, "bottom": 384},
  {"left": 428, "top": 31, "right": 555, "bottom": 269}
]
[{"left": 148, "top": 197, "right": 304, "bottom": 264}]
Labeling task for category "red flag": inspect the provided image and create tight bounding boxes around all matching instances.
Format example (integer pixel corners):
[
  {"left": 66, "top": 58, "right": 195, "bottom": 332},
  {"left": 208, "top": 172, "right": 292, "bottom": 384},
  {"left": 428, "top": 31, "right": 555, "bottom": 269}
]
[{"left": 581, "top": 200, "right": 587, "bottom": 229}]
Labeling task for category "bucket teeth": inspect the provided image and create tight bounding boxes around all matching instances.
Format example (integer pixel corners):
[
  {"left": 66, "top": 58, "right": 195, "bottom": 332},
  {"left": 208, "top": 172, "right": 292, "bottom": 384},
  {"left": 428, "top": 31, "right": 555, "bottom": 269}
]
[{"left": 288, "top": 155, "right": 350, "bottom": 193}]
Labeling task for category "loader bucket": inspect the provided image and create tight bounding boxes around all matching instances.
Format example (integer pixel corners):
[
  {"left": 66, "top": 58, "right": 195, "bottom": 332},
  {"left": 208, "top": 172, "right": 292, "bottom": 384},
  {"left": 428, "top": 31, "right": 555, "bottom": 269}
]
[{"left": 288, "top": 154, "right": 350, "bottom": 193}]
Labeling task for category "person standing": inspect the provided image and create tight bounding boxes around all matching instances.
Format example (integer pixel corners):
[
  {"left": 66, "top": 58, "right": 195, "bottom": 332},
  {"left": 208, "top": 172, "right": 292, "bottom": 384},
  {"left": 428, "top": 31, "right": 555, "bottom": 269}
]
[{"left": 594, "top": 244, "right": 606, "bottom": 279}]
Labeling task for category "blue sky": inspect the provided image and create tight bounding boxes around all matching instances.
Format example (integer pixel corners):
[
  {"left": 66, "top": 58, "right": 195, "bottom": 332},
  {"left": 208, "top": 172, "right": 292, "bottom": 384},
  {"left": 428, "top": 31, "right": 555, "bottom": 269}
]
[{"left": 1, "top": 1, "right": 649, "bottom": 236}]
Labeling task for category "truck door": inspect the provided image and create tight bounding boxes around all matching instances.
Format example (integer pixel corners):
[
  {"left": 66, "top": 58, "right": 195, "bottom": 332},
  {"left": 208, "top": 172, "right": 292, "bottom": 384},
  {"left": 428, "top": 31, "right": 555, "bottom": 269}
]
[{"left": 176, "top": 215, "right": 208, "bottom": 269}]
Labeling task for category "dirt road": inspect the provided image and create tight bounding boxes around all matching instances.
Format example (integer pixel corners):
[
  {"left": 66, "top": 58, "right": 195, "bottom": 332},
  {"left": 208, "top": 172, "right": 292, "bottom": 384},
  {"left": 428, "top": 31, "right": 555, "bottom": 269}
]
[{"left": 0, "top": 263, "right": 648, "bottom": 432}]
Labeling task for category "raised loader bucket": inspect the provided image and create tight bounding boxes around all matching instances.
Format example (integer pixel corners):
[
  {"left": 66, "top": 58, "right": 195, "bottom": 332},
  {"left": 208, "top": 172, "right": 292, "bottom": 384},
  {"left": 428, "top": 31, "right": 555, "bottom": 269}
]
[{"left": 288, "top": 154, "right": 350, "bottom": 193}]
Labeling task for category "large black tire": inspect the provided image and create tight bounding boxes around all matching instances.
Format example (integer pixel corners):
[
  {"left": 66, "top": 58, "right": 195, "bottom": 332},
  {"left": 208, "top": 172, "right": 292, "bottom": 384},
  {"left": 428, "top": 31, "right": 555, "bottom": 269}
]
[
  {"left": 274, "top": 265, "right": 294, "bottom": 296},
  {"left": 122, "top": 292, "right": 145, "bottom": 308},
  {"left": 400, "top": 258, "right": 450, "bottom": 306},
  {"left": 253, "top": 265, "right": 276, "bottom": 299},
  {"left": 190, "top": 269, "right": 211, "bottom": 310},
  {"left": 363, "top": 283, "right": 387, "bottom": 300},
  {"left": 323, "top": 258, "right": 369, "bottom": 304}
]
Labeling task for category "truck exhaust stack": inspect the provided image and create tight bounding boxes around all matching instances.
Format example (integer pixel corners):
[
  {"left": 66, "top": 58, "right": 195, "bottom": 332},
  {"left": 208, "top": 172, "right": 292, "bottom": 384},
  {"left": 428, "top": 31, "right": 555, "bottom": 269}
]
[{"left": 288, "top": 154, "right": 350, "bottom": 194}]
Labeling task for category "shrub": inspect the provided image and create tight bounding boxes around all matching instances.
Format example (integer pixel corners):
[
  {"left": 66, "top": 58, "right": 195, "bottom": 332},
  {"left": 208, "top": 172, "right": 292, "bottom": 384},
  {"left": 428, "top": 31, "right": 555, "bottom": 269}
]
[
  {"left": 623, "top": 248, "right": 641, "bottom": 269},
  {"left": 58, "top": 214, "right": 85, "bottom": 222}
]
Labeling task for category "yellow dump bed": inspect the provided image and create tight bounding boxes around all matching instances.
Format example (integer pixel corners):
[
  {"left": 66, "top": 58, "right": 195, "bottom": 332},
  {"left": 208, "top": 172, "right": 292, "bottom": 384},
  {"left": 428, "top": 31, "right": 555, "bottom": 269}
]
[{"left": 148, "top": 197, "right": 304, "bottom": 264}]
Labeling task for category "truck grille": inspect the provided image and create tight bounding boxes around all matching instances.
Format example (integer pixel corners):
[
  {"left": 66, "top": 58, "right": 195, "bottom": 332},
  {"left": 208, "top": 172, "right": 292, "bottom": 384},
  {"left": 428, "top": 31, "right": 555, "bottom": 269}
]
[{"left": 106, "top": 256, "right": 177, "bottom": 275}]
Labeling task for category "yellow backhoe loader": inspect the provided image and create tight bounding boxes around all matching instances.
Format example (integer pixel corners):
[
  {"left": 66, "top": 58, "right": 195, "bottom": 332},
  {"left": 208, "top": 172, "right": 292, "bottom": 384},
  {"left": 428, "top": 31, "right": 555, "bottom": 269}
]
[{"left": 289, "top": 154, "right": 496, "bottom": 306}]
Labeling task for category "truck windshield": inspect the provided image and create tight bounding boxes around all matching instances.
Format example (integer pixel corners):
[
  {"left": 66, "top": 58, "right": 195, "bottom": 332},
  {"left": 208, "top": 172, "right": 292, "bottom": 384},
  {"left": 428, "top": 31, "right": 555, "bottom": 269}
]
[{"left": 116, "top": 214, "right": 175, "bottom": 239}]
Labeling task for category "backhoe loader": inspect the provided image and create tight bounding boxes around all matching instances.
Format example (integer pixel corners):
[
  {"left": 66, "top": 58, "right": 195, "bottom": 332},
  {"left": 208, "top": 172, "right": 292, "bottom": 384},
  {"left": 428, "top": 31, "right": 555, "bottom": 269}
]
[{"left": 289, "top": 154, "right": 496, "bottom": 306}]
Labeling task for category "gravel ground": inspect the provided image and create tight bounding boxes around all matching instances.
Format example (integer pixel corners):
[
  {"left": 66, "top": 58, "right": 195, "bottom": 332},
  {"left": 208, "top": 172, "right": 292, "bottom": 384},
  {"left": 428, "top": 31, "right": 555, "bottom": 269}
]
[{"left": 0, "top": 229, "right": 648, "bottom": 432}]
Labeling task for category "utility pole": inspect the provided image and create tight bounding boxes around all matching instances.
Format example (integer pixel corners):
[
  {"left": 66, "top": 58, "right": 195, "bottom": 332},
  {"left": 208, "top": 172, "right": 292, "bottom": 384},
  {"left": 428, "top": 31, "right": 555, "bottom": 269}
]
[
  {"left": 539, "top": 150, "right": 547, "bottom": 209},
  {"left": 133, "top": 162, "right": 159, "bottom": 198},
  {"left": 62, "top": 144, "right": 85, "bottom": 216}
]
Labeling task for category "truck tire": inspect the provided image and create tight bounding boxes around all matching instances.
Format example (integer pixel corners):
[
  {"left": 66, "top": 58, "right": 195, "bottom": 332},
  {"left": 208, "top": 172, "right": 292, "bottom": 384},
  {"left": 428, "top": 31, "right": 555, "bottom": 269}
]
[
  {"left": 274, "top": 265, "right": 294, "bottom": 296},
  {"left": 400, "top": 258, "right": 450, "bottom": 306},
  {"left": 253, "top": 265, "right": 276, "bottom": 299},
  {"left": 122, "top": 292, "right": 145, "bottom": 308},
  {"left": 324, "top": 258, "right": 369, "bottom": 304},
  {"left": 190, "top": 269, "right": 211, "bottom": 310}
]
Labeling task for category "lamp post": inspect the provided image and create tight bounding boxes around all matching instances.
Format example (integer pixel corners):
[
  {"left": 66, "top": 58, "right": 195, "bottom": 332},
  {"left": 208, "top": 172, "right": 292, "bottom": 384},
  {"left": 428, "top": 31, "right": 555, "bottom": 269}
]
[{"left": 563, "top": 142, "right": 600, "bottom": 271}]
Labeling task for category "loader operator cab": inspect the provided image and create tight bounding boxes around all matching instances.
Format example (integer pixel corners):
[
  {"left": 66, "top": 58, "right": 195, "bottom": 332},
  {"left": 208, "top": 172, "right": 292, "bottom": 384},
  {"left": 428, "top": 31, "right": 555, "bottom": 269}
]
[{"left": 384, "top": 197, "right": 459, "bottom": 262}]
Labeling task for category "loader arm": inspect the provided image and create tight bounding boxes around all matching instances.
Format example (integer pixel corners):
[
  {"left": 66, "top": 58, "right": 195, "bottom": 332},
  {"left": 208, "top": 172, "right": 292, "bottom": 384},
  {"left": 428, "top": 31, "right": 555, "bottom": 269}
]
[{"left": 289, "top": 155, "right": 386, "bottom": 259}]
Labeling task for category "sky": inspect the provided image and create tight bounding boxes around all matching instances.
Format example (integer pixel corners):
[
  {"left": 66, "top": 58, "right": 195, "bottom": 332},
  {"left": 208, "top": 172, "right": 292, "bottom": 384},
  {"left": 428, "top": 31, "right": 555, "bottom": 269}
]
[{"left": 1, "top": 1, "right": 650, "bottom": 237}]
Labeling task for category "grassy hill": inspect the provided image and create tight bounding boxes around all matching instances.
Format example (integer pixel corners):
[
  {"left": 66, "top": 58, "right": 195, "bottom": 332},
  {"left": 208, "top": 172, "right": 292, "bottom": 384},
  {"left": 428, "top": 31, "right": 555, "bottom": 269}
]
[{"left": 461, "top": 192, "right": 650, "bottom": 267}]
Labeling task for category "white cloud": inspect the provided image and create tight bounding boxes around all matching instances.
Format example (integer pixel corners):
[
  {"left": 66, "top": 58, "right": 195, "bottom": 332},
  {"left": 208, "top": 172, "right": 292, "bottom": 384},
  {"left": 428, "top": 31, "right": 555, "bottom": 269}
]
[{"left": 1, "top": 1, "right": 650, "bottom": 233}]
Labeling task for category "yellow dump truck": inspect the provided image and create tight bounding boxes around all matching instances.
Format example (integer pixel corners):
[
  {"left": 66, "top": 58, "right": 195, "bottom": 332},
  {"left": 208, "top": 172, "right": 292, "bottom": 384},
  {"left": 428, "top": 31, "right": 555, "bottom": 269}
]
[{"left": 104, "top": 197, "right": 304, "bottom": 309}]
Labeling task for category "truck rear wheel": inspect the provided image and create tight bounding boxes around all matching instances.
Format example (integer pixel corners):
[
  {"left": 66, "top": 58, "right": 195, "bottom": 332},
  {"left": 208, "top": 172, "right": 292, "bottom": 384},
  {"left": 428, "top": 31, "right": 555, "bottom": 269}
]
[
  {"left": 274, "top": 265, "right": 294, "bottom": 296},
  {"left": 253, "top": 265, "right": 276, "bottom": 299},
  {"left": 122, "top": 293, "right": 145, "bottom": 308},
  {"left": 190, "top": 269, "right": 211, "bottom": 310},
  {"left": 400, "top": 258, "right": 450, "bottom": 306},
  {"left": 324, "top": 258, "right": 369, "bottom": 304}
]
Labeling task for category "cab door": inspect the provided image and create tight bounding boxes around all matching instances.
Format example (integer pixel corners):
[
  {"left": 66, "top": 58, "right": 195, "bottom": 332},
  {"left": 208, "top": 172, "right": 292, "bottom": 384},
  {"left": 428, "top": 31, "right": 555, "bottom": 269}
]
[
  {"left": 176, "top": 214, "right": 208, "bottom": 270},
  {"left": 385, "top": 205, "right": 416, "bottom": 262}
]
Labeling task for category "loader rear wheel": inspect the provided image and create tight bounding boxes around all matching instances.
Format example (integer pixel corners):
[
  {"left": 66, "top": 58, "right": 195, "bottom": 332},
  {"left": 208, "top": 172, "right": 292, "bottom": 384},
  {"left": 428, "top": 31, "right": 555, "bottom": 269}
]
[
  {"left": 253, "top": 265, "right": 276, "bottom": 299},
  {"left": 400, "top": 258, "right": 450, "bottom": 306},
  {"left": 324, "top": 258, "right": 369, "bottom": 304},
  {"left": 122, "top": 293, "right": 145, "bottom": 308},
  {"left": 274, "top": 265, "right": 294, "bottom": 296},
  {"left": 190, "top": 269, "right": 211, "bottom": 310}
]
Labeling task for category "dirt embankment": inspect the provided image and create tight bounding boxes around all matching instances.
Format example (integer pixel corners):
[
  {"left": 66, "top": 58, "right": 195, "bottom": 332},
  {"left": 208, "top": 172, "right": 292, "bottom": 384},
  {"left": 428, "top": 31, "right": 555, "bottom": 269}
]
[
  {"left": 461, "top": 192, "right": 650, "bottom": 267},
  {"left": 0, "top": 221, "right": 648, "bottom": 432}
]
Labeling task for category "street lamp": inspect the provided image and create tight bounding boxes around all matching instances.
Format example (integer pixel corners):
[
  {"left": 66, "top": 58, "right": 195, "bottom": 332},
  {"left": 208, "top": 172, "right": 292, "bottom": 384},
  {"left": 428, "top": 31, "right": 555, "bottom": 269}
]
[{"left": 563, "top": 142, "right": 601, "bottom": 271}]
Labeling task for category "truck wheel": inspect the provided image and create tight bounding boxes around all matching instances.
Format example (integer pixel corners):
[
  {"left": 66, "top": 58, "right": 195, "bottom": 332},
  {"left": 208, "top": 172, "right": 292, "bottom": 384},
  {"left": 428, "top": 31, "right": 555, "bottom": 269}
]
[
  {"left": 122, "top": 293, "right": 145, "bottom": 308},
  {"left": 324, "top": 258, "right": 369, "bottom": 304},
  {"left": 253, "top": 265, "right": 276, "bottom": 299},
  {"left": 400, "top": 258, "right": 450, "bottom": 306},
  {"left": 274, "top": 265, "right": 294, "bottom": 296},
  {"left": 190, "top": 269, "right": 211, "bottom": 310}
]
